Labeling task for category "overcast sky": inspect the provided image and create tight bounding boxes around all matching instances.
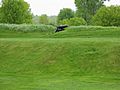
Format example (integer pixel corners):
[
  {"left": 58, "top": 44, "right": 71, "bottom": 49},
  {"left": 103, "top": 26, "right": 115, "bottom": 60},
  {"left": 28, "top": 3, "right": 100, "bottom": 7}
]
[
  {"left": 25, "top": 0, "right": 120, "bottom": 16},
  {"left": 24, "top": 0, "right": 76, "bottom": 16},
  {"left": 0, "top": 0, "right": 120, "bottom": 16}
]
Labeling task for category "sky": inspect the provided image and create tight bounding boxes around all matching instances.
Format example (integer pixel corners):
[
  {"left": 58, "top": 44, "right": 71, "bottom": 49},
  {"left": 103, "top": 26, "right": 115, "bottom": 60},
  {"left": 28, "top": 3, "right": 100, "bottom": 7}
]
[
  {"left": 104, "top": 0, "right": 120, "bottom": 6},
  {"left": 25, "top": 0, "right": 120, "bottom": 16},
  {"left": 0, "top": 0, "right": 120, "bottom": 16},
  {"left": 25, "top": 0, "right": 76, "bottom": 16}
]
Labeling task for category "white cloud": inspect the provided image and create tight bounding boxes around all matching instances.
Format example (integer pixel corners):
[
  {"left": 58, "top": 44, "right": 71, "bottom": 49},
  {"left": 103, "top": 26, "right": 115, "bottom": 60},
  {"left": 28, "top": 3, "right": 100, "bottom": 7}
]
[
  {"left": 25, "top": 0, "right": 76, "bottom": 16},
  {"left": 104, "top": 0, "right": 120, "bottom": 6}
]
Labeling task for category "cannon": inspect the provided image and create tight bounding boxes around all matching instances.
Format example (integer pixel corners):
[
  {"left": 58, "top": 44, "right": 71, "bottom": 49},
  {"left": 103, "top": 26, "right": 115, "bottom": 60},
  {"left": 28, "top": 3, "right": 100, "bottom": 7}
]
[{"left": 55, "top": 25, "right": 68, "bottom": 32}]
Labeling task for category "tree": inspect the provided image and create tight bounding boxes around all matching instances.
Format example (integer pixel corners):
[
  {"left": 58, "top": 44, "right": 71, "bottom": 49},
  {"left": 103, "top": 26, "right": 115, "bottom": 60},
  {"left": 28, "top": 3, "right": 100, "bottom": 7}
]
[
  {"left": 0, "top": 7, "right": 2, "bottom": 22},
  {"left": 57, "top": 8, "right": 74, "bottom": 23},
  {"left": 39, "top": 14, "right": 49, "bottom": 25},
  {"left": 32, "top": 15, "right": 39, "bottom": 24},
  {"left": 75, "top": 0, "right": 110, "bottom": 24},
  {"left": 0, "top": 0, "right": 32, "bottom": 24},
  {"left": 48, "top": 16, "right": 57, "bottom": 26},
  {"left": 92, "top": 6, "right": 120, "bottom": 26}
]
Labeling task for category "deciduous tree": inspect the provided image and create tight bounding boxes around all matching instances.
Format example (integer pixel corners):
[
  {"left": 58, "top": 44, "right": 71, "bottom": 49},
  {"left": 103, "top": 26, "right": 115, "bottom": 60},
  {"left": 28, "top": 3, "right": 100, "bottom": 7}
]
[
  {"left": 58, "top": 8, "right": 74, "bottom": 23},
  {"left": 92, "top": 6, "right": 120, "bottom": 26},
  {"left": 39, "top": 14, "right": 49, "bottom": 25},
  {"left": 0, "top": 0, "right": 32, "bottom": 24},
  {"left": 75, "top": 0, "right": 110, "bottom": 24}
]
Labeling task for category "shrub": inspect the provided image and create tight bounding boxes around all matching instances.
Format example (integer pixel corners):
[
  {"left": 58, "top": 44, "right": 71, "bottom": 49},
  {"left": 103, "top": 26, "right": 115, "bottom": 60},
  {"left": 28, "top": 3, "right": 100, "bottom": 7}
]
[
  {"left": 59, "top": 17, "right": 87, "bottom": 26},
  {"left": 92, "top": 6, "right": 120, "bottom": 26},
  {"left": 59, "top": 19, "right": 69, "bottom": 25},
  {"left": 69, "top": 17, "right": 87, "bottom": 26},
  {"left": 0, "top": 24, "right": 56, "bottom": 33}
]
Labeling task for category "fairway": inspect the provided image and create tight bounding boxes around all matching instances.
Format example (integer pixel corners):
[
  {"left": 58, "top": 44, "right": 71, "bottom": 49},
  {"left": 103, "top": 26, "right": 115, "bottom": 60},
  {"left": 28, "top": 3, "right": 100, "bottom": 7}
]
[{"left": 0, "top": 37, "right": 120, "bottom": 90}]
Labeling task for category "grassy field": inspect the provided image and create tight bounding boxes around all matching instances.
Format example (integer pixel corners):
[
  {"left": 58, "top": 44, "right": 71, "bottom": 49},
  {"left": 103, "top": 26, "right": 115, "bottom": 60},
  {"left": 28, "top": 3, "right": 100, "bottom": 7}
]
[{"left": 0, "top": 26, "right": 120, "bottom": 90}]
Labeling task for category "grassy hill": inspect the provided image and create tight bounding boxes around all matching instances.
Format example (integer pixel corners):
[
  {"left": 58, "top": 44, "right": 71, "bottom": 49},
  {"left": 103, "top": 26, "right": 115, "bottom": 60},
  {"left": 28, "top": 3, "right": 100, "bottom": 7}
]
[
  {"left": 0, "top": 25, "right": 120, "bottom": 90},
  {"left": 0, "top": 25, "right": 120, "bottom": 38},
  {"left": 52, "top": 26, "right": 120, "bottom": 38}
]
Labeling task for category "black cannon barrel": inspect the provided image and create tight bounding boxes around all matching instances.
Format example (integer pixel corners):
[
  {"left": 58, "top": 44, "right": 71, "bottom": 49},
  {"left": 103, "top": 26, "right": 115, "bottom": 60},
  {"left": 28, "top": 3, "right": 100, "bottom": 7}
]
[{"left": 55, "top": 25, "right": 68, "bottom": 32}]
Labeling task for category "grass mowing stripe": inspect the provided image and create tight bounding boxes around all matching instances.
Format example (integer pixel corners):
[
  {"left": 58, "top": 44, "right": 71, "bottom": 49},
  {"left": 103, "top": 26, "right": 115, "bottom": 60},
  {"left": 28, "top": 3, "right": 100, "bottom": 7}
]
[{"left": 0, "top": 38, "right": 120, "bottom": 90}]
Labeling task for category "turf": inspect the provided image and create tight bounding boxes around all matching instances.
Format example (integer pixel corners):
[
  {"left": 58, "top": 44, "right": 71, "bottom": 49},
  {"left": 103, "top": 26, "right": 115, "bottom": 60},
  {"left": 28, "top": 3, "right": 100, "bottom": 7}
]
[
  {"left": 0, "top": 38, "right": 120, "bottom": 90},
  {"left": 0, "top": 26, "right": 120, "bottom": 38},
  {"left": 0, "top": 26, "right": 120, "bottom": 90}
]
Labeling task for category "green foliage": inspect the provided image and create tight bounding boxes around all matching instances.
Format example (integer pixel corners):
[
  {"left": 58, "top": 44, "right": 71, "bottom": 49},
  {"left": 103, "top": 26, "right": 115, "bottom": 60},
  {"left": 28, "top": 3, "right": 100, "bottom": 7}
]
[
  {"left": 48, "top": 16, "right": 57, "bottom": 26},
  {"left": 59, "top": 17, "right": 87, "bottom": 26},
  {"left": 69, "top": 17, "right": 87, "bottom": 26},
  {"left": 32, "top": 15, "right": 39, "bottom": 24},
  {"left": 0, "top": 24, "right": 55, "bottom": 32},
  {"left": 58, "top": 8, "right": 74, "bottom": 23},
  {"left": 39, "top": 14, "right": 49, "bottom": 25},
  {"left": 75, "top": 0, "right": 109, "bottom": 23},
  {"left": 0, "top": 7, "right": 2, "bottom": 22},
  {"left": 0, "top": 0, "right": 32, "bottom": 24},
  {"left": 59, "top": 19, "right": 69, "bottom": 25},
  {"left": 92, "top": 6, "right": 120, "bottom": 26}
]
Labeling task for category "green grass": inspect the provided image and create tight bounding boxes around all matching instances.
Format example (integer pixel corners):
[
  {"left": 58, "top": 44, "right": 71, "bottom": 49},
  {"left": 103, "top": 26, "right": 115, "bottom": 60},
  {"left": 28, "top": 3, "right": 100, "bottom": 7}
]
[
  {"left": 0, "top": 26, "right": 120, "bottom": 38},
  {"left": 0, "top": 38, "right": 120, "bottom": 90},
  {"left": 0, "top": 26, "right": 120, "bottom": 90},
  {"left": 52, "top": 26, "right": 120, "bottom": 38}
]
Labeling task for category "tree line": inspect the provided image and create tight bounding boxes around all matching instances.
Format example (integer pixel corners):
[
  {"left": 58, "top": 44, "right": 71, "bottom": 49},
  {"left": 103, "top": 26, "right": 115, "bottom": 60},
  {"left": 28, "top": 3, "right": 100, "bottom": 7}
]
[{"left": 0, "top": 0, "right": 120, "bottom": 26}]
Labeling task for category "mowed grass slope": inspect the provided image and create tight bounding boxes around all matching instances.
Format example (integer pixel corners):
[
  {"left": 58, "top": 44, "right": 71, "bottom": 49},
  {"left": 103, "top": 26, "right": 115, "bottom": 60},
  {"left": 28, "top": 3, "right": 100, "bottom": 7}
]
[
  {"left": 0, "top": 26, "right": 120, "bottom": 38},
  {"left": 52, "top": 26, "right": 120, "bottom": 38},
  {"left": 0, "top": 38, "right": 120, "bottom": 90},
  {"left": 0, "top": 26, "right": 120, "bottom": 90}
]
